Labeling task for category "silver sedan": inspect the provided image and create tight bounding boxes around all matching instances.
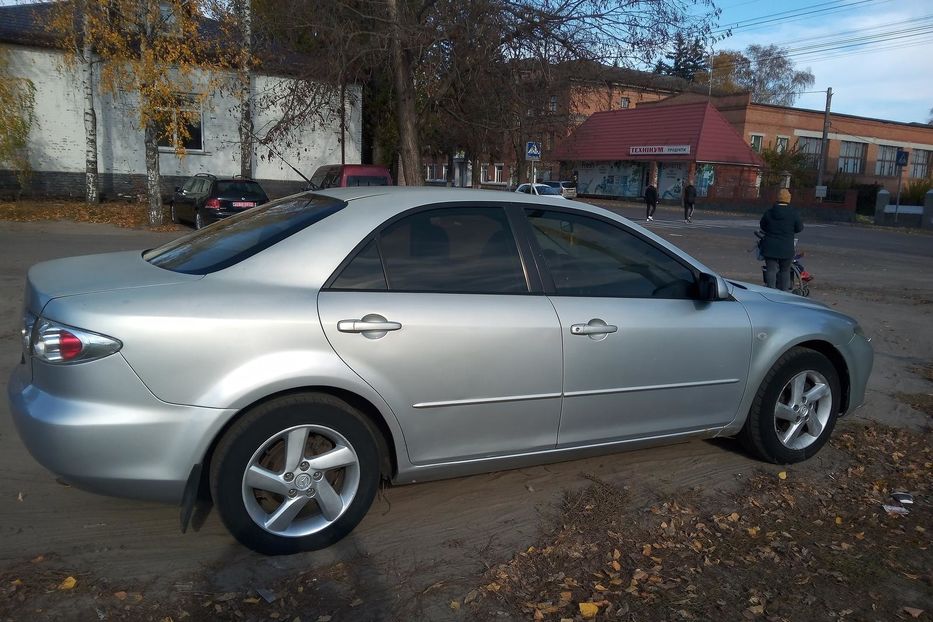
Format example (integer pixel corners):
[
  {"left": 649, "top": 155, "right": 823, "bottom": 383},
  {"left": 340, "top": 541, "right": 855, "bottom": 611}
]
[{"left": 8, "top": 187, "right": 873, "bottom": 554}]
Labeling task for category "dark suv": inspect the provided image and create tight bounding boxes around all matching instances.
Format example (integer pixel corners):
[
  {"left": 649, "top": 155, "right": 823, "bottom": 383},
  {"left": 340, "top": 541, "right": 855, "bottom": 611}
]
[{"left": 171, "top": 174, "right": 269, "bottom": 229}]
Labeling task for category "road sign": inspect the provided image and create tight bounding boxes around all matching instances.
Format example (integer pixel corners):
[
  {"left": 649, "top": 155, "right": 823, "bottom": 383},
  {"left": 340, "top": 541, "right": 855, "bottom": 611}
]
[
  {"left": 815, "top": 185, "right": 827, "bottom": 198},
  {"left": 896, "top": 150, "right": 909, "bottom": 167},
  {"left": 526, "top": 141, "right": 541, "bottom": 161}
]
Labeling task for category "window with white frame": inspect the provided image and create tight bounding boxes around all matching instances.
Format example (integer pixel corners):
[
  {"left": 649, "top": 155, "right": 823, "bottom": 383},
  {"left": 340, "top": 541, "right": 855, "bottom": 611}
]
[
  {"left": 910, "top": 149, "right": 931, "bottom": 179},
  {"left": 156, "top": 94, "right": 203, "bottom": 151},
  {"left": 775, "top": 136, "right": 788, "bottom": 153},
  {"left": 426, "top": 163, "right": 447, "bottom": 181},
  {"left": 838, "top": 140, "right": 866, "bottom": 174},
  {"left": 797, "top": 136, "right": 822, "bottom": 169},
  {"left": 549, "top": 95, "right": 558, "bottom": 113},
  {"left": 494, "top": 163, "right": 504, "bottom": 183},
  {"left": 480, "top": 164, "right": 489, "bottom": 183},
  {"left": 875, "top": 145, "right": 900, "bottom": 177},
  {"left": 749, "top": 134, "right": 763, "bottom": 153},
  {"left": 619, "top": 96, "right": 630, "bottom": 109}
]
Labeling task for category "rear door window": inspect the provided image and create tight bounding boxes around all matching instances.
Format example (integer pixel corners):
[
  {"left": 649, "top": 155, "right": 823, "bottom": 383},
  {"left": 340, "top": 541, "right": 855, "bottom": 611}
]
[
  {"left": 144, "top": 195, "right": 345, "bottom": 274},
  {"left": 215, "top": 180, "right": 266, "bottom": 198}
]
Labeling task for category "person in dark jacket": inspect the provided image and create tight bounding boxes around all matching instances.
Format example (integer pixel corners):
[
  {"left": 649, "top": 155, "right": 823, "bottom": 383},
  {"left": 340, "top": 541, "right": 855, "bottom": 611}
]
[
  {"left": 759, "top": 188, "right": 804, "bottom": 291},
  {"left": 644, "top": 184, "right": 658, "bottom": 221},
  {"left": 683, "top": 181, "right": 697, "bottom": 222}
]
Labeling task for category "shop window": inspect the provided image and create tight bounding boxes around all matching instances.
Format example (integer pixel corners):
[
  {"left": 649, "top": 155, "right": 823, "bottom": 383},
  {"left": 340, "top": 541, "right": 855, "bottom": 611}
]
[
  {"left": 910, "top": 149, "right": 930, "bottom": 179},
  {"left": 749, "top": 134, "right": 763, "bottom": 153},
  {"left": 875, "top": 145, "right": 900, "bottom": 177},
  {"left": 838, "top": 141, "right": 866, "bottom": 174}
]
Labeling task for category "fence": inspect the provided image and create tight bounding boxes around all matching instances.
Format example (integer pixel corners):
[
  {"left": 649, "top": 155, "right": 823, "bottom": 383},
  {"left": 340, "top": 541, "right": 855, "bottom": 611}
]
[{"left": 700, "top": 186, "right": 858, "bottom": 222}]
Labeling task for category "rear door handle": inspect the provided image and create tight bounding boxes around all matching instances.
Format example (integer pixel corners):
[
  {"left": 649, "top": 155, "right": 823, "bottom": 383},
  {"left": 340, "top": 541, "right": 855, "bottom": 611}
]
[
  {"left": 338, "top": 320, "right": 402, "bottom": 333},
  {"left": 337, "top": 314, "right": 402, "bottom": 339}
]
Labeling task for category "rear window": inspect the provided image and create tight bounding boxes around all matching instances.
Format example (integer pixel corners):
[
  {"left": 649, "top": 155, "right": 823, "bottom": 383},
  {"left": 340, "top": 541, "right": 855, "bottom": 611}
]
[
  {"left": 347, "top": 175, "right": 390, "bottom": 187},
  {"left": 215, "top": 180, "right": 266, "bottom": 196},
  {"left": 144, "top": 195, "right": 345, "bottom": 274}
]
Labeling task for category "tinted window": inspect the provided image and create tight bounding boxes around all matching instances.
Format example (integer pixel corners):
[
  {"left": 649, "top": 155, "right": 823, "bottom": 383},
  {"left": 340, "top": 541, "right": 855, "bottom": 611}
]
[
  {"left": 346, "top": 175, "right": 390, "bottom": 187},
  {"left": 309, "top": 167, "right": 337, "bottom": 189},
  {"left": 144, "top": 195, "right": 345, "bottom": 274},
  {"left": 215, "top": 180, "right": 266, "bottom": 197},
  {"left": 182, "top": 177, "right": 197, "bottom": 192},
  {"left": 526, "top": 209, "right": 697, "bottom": 298},
  {"left": 331, "top": 239, "right": 387, "bottom": 290},
  {"left": 378, "top": 207, "right": 527, "bottom": 294},
  {"left": 535, "top": 185, "right": 561, "bottom": 196}
]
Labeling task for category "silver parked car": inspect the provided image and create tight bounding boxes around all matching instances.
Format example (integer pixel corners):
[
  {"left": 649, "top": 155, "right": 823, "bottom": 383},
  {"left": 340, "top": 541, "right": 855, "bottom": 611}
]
[{"left": 9, "top": 187, "right": 873, "bottom": 555}]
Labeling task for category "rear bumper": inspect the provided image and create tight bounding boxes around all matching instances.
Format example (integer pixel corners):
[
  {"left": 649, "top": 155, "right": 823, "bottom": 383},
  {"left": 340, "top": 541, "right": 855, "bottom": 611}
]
[{"left": 7, "top": 357, "right": 235, "bottom": 504}]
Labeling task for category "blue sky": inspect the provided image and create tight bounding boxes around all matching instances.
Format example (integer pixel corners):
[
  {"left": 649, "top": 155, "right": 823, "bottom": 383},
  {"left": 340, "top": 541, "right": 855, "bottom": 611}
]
[{"left": 708, "top": 0, "right": 933, "bottom": 123}]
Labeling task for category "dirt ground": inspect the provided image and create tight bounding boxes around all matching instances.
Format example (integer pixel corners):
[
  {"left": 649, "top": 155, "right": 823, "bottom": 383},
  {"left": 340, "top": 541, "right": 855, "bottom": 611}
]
[{"left": 0, "top": 205, "right": 930, "bottom": 622}]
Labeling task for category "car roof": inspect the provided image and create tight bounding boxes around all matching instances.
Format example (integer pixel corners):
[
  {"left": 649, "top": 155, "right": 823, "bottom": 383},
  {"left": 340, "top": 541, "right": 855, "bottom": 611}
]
[{"left": 313, "top": 186, "right": 569, "bottom": 210}]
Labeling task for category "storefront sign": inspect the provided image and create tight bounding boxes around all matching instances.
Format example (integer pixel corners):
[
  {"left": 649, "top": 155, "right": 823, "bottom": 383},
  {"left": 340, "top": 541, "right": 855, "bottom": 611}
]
[{"left": 629, "top": 145, "right": 691, "bottom": 156}]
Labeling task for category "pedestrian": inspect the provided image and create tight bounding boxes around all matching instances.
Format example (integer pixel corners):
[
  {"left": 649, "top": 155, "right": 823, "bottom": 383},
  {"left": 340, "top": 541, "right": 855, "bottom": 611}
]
[
  {"left": 683, "top": 180, "right": 697, "bottom": 223},
  {"left": 759, "top": 188, "right": 803, "bottom": 291},
  {"left": 644, "top": 183, "right": 658, "bottom": 222}
]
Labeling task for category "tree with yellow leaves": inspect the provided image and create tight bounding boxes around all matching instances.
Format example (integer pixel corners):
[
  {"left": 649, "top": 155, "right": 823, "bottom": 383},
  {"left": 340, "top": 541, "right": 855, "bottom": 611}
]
[
  {"left": 53, "top": 0, "right": 235, "bottom": 225},
  {"left": 0, "top": 46, "right": 37, "bottom": 196}
]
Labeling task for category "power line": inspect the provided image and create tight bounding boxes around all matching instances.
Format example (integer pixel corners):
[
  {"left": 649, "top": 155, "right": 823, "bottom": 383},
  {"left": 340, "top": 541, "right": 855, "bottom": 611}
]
[{"left": 713, "top": 0, "right": 878, "bottom": 34}]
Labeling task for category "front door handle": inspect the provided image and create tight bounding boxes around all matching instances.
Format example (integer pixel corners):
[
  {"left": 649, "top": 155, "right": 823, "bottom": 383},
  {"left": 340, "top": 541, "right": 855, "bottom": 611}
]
[
  {"left": 337, "top": 314, "right": 402, "bottom": 339},
  {"left": 570, "top": 319, "right": 618, "bottom": 339}
]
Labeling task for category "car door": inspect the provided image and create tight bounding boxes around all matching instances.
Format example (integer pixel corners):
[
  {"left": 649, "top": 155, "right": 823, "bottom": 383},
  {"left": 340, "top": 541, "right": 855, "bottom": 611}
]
[
  {"left": 318, "top": 205, "right": 563, "bottom": 464},
  {"left": 175, "top": 177, "right": 197, "bottom": 220},
  {"left": 522, "top": 207, "right": 752, "bottom": 447}
]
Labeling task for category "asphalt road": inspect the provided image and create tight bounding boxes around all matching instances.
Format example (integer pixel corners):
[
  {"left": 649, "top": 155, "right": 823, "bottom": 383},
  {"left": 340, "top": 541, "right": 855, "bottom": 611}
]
[{"left": 0, "top": 213, "right": 930, "bottom": 619}]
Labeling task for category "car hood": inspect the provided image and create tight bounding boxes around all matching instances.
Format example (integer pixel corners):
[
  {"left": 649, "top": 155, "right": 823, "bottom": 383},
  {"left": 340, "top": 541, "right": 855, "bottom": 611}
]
[
  {"left": 26, "top": 250, "right": 201, "bottom": 312},
  {"left": 729, "top": 280, "right": 831, "bottom": 311}
]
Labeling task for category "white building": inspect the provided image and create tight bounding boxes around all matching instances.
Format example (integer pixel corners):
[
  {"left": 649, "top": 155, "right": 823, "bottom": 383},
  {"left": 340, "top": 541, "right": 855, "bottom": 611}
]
[{"left": 0, "top": 3, "right": 362, "bottom": 199}]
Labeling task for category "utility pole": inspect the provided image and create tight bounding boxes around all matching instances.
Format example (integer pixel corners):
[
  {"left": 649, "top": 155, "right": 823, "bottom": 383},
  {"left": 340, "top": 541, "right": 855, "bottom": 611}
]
[{"left": 816, "top": 87, "right": 833, "bottom": 188}]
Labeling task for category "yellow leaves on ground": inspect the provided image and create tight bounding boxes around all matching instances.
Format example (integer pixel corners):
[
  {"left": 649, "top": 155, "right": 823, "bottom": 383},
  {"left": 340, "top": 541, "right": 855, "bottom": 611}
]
[
  {"left": 778, "top": 471, "right": 787, "bottom": 480},
  {"left": 57, "top": 576, "right": 77, "bottom": 590},
  {"left": 578, "top": 602, "right": 600, "bottom": 619}
]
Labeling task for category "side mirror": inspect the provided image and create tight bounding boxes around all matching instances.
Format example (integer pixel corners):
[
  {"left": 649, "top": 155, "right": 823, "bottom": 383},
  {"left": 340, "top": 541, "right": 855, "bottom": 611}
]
[{"left": 698, "top": 273, "right": 729, "bottom": 301}]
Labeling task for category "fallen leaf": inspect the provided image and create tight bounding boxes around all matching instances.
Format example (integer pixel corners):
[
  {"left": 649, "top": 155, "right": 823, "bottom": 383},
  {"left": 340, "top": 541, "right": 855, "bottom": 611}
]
[
  {"left": 642, "top": 544, "right": 653, "bottom": 556},
  {"left": 350, "top": 598, "right": 363, "bottom": 607},
  {"left": 579, "top": 602, "right": 600, "bottom": 619},
  {"left": 243, "top": 597, "right": 260, "bottom": 604},
  {"left": 611, "top": 560, "right": 622, "bottom": 571},
  {"left": 747, "top": 604, "right": 765, "bottom": 616},
  {"left": 747, "top": 527, "right": 760, "bottom": 538},
  {"left": 777, "top": 471, "right": 787, "bottom": 480},
  {"left": 449, "top": 600, "right": 460, "bottom": 610},
  {"left": 11, "top": 579, "right": 23, "bottom": 587},
  {"left": 533, "top": 609, "right": 544, "bottom": 621},
  {"left": 485, "top": 582, "right": 501, "bottom": 593},
  {"left": 58, "top": 576, "right": 77, "bottom": 590},
  {"left": 559, "top": 591, "right": 573, "bottom": 603},
  {"left": 114, "top": 591, "right": 127, "bottom": 600},
  {"left": 903, "top": 607, "right": 923, "bottom": 618},
  {"left": 30, "top": 555, "right": 44, "bottom": 564},
  {"left": 835, "top": 516, "right": 843, "bottom": 525},
  {"left": 728, "top": 512, "right": 740, "bottom": 522}
]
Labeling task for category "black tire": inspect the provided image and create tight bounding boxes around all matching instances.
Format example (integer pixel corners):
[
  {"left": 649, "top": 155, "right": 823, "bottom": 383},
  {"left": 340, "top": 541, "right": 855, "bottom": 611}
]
[
  {"left": 210, "top": 393, "right": 381, "bottom": 555},
  {"left": 170, "top": 202, "right": 178, "bottom": 224},
  {"left": 195, "top": 209, "right": 204, "bottom": 230},
  {"left": 739, "top": 347, "right": 841, "bottom": 464}
]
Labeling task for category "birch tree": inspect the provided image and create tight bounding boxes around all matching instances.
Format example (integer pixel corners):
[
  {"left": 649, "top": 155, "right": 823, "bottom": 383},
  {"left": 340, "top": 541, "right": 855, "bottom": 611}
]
[{"left": 80, "top": 5, "right": 100, "bottom": 203}]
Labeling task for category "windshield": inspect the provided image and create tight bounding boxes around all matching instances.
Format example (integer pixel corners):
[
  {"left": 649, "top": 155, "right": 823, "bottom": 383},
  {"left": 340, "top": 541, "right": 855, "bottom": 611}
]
[{"left": 144, "top": 194, "right": 346, "bottom": 274}]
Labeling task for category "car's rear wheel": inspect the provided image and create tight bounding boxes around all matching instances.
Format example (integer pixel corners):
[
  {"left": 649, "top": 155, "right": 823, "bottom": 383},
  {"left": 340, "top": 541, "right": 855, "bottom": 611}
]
[
  {"left": 195, "top": 210, "right": 204, "bottom": 230},
  {"left": 210, "top": 393, "right": 381, "bottom": 555},
  {"left": 739, "top": 347, "right": 840, "bottom": 464}
]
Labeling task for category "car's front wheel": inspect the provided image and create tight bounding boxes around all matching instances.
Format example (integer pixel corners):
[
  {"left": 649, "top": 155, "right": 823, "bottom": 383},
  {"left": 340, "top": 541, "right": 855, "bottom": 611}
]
[
  {"left": 740, "top": 347, "right": 840, "bottom": 464},
  {"left": 210, "top": 393, "right": 381, "bottom": 555}
]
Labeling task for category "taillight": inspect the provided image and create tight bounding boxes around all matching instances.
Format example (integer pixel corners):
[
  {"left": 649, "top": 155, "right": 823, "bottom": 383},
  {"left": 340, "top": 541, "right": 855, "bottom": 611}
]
[
  {"left": 31, "top": 319, "right": 122, "bottom": 364},
  {"left": 205, "top": 198, "right": 221, "bottom": 209}
]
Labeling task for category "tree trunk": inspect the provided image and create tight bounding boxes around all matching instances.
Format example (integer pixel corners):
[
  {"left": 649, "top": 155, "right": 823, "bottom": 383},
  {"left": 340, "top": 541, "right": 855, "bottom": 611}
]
[
  {"left": 82, "top": 10, "right": 99, "bottom": 204},
  {"left": 386, "top": 0, "right": 422, "bottom": 186},
  {"left": 237, "top": 0, "right": 253, "bottom": 178},
  {"left": 144, "top": 119, "right": 163, "bottom": 226}
]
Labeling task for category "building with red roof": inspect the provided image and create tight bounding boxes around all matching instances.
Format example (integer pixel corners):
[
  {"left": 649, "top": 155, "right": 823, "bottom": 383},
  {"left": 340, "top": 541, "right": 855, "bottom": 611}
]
[{"left": 551, "top": 101, "right": 763, "bottom": 200}]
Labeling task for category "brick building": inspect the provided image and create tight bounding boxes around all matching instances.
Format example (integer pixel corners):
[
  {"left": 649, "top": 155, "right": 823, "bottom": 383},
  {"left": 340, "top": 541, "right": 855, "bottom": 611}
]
[{"left": 644, "top": 93, "right": 933, "bottom": 194}]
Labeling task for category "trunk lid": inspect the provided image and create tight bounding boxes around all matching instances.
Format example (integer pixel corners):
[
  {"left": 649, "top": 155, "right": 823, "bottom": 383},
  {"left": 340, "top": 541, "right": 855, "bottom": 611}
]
[{"left": 25, "top": 250, "right": 202, "bottom": 313}]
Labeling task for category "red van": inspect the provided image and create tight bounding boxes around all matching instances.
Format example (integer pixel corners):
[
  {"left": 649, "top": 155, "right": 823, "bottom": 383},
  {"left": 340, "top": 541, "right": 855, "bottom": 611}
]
[{"left": 307, "top": 164, "right": 393, "bottom": 189}]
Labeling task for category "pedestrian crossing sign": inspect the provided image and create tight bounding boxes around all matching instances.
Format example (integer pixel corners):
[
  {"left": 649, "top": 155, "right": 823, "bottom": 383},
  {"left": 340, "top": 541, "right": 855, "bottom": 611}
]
[{"left": 526, "top": 141, "right": 541, "bottom": 161}]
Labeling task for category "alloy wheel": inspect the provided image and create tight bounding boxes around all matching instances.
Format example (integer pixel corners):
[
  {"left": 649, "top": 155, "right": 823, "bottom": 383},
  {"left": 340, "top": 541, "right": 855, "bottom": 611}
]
[
  {"left": 241, "top": 424, "right": 360, "bottom": 538},
  {"left": 773, "top": 370, "right": 833, "bottom": 450}
]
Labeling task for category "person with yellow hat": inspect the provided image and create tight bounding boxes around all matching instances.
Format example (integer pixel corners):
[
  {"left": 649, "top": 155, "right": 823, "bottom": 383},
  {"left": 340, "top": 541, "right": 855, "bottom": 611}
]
[{"left": 759, "top": 188, "right": 803, "bottom": 291}]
